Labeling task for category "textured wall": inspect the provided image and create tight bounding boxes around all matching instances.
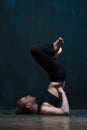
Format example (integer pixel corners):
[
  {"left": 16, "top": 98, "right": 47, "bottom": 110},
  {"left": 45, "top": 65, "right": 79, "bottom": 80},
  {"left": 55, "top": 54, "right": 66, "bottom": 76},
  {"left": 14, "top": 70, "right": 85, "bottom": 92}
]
[{"left": 0, "top": 0, "right": 87, "bottom": 109}]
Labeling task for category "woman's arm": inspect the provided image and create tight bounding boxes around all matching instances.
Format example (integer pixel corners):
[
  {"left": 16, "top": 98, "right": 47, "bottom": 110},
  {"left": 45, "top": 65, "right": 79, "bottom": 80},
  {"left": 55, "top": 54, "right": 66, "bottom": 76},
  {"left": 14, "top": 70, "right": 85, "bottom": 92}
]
[
  {"left": 40, "top": 87, "right": 70, "bottom": 115},
  {"left": 58, "top": 87, "right": 70, "bottom": 114}
]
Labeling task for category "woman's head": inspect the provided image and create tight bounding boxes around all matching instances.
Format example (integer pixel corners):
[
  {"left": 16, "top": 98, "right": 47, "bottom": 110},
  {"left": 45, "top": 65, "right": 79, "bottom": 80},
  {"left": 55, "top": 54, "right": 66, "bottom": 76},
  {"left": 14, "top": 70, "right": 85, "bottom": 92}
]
[{"left": 16, "top": 95, "right": 36, "bottom": 114}]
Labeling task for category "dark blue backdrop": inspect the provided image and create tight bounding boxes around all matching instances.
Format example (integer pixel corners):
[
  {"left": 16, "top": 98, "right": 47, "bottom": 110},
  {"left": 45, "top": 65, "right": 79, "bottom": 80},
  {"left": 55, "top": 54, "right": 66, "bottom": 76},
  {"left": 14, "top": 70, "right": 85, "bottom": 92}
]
[{"left": 0, "top": 0, "right": 87, "bottom": 109}]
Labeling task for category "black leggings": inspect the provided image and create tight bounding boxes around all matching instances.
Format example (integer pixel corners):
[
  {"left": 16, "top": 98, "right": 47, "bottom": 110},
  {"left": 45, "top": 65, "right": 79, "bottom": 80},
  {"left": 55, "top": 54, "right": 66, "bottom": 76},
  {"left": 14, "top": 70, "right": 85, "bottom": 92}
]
[{"left": 30, "top": 44, "right": 66, "bottom": 82}]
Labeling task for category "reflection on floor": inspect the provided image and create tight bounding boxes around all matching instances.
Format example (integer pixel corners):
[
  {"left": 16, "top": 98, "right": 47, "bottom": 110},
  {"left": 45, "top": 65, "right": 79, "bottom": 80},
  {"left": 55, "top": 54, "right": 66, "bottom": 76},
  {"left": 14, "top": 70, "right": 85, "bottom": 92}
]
[{"left": 0, "top": 110, "right": 87, "bottom": 130}]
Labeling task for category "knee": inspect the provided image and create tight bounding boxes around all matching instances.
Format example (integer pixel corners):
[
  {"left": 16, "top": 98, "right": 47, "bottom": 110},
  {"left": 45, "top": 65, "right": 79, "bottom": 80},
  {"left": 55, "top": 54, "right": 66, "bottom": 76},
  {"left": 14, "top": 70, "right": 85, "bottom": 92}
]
[{"left": 30, "top": 45, "right": 38, "bottom": 55}]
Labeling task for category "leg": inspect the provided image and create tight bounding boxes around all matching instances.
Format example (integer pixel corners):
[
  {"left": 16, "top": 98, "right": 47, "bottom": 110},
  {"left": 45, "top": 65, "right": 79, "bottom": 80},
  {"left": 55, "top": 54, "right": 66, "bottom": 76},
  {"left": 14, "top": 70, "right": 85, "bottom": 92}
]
[
  {"left": 38, "top": 44, "right": 56, "bottom": 58},
  {"left": 30, "top": 45, "right": 58, "bottom": 73}
]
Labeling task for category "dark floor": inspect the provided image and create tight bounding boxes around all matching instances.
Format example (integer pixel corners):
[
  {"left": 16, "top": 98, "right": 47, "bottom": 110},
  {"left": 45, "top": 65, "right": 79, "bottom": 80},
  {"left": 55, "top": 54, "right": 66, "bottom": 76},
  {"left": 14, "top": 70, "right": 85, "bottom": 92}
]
[{"left": 0, "top": 110, "right": 87, "bottom": 130}]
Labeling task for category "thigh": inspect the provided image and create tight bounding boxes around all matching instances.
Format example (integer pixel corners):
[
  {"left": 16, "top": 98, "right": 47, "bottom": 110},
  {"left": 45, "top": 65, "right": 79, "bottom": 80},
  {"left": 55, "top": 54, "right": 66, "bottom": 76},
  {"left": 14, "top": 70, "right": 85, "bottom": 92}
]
[{"left": 30, "top": 45, "right": 58, "bottom": 73}]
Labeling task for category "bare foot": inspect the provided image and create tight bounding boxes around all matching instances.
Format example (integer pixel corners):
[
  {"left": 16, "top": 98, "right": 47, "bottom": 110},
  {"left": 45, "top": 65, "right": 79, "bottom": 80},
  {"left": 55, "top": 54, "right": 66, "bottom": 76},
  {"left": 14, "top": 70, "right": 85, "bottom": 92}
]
[{"left": 53, "top": 37, "right": 64, "bottom": 51}]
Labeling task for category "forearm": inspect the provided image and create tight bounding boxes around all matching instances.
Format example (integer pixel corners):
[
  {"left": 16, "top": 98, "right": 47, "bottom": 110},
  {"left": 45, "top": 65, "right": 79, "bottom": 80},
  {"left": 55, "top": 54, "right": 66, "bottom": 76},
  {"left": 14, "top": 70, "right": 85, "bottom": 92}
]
[
  {"left": 40, "top": 105, "right": 64, "bottom": 115},
  {"left": 61, "top": 91, "right": 70, "bottom": 114}
]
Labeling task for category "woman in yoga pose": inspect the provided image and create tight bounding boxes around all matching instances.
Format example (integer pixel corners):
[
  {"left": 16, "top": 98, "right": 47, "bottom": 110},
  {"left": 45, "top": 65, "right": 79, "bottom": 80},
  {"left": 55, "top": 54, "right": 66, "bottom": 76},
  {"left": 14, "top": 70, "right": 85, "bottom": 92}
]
[{"left": 16, "top": 37, "right": 70, "bottom": 115}]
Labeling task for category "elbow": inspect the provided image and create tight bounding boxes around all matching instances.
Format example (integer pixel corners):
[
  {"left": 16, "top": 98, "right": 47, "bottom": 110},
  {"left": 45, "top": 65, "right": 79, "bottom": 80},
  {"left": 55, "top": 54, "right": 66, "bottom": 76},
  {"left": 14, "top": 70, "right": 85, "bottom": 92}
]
[
  {"left": 61, "top": 108, "right": 70, "bottom": 115},
  {"left": 63, "top": 111, "right": 70, "bottom": 115}
]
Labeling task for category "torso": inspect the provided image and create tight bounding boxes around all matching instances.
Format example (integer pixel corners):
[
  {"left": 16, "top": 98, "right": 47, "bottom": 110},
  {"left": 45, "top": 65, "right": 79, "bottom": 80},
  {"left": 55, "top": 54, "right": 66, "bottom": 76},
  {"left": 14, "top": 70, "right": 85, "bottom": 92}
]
[{"left": 42, "top": 81, "right": 64, "bottom": 107}]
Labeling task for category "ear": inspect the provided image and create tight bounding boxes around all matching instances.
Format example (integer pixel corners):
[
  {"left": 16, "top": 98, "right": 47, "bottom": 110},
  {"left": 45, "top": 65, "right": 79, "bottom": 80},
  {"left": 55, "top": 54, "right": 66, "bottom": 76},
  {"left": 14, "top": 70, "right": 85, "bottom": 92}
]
[{"left": 26, "top": 103, "right": 31, "bottom": 109}]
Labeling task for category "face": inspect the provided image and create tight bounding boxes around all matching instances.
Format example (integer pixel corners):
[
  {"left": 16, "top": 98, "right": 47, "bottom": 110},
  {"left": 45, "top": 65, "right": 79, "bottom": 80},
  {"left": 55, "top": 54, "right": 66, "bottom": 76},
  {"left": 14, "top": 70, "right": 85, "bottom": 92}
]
[{"left": 20, "top": 95, "right": 36, "bottom": 105}]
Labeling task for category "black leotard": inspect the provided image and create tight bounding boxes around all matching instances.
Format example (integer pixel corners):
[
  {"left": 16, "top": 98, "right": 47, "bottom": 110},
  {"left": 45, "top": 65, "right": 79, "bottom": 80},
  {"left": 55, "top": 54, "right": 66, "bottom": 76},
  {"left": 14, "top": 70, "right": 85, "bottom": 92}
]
[{"left": 37, "top": 91, "right": 61, "bottom": 114}]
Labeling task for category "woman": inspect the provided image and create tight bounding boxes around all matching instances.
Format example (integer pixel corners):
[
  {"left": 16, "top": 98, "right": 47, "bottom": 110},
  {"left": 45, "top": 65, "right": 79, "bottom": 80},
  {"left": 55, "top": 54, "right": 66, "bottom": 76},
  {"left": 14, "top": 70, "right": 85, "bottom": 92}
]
[{"left": 16, "top": 37, "right": 70, "bottom": 115}]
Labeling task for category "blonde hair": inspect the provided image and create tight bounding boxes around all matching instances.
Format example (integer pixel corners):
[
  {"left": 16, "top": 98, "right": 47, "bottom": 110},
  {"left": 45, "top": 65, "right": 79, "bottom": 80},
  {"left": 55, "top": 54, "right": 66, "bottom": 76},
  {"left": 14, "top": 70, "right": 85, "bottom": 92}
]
[{"left": 16, "top": 98, "right": 31, "bottom": 114}]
